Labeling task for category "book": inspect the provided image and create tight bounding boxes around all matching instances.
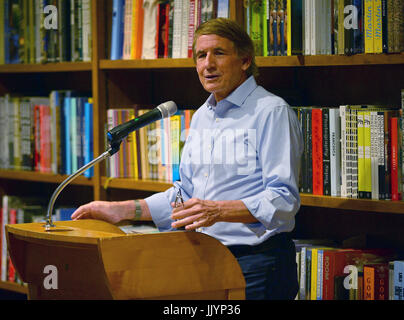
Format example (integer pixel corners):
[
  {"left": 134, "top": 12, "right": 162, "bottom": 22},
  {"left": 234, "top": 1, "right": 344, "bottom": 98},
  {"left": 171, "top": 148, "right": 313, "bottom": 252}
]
[
  {"left": 329, "top": 108, "right": 341, "bottom": 197},
  {"left": 311, "top": 108, "right": 323, "bottom": 195},
  {"left": 363, "top": 263, "right": 389, "bottom": 300},
  {"left": 110, "top": 0, "right": 124, "bottom": 60}
]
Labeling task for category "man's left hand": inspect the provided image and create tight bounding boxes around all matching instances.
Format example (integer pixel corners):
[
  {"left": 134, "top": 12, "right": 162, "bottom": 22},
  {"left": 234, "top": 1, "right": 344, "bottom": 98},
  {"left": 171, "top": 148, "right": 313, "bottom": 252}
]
[{"left": 171, "top": 198, "right": 222, "bottom": 231}]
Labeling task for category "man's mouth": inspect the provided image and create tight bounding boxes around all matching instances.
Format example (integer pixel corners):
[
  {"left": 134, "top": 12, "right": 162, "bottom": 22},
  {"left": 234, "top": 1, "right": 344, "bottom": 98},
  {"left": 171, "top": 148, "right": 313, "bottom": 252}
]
[{"left": 205, "top": 74, "right": 219, "bottom": 80}]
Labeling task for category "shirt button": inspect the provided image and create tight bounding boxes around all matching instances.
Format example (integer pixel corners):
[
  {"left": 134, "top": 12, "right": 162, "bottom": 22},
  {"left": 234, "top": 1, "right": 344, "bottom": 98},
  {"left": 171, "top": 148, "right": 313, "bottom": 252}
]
[
  {"left": 204, "top": 173, "right": 208, "bottom": 177},
  {"left": 215, "top": 118, "right": 220, "bottom": 122}
]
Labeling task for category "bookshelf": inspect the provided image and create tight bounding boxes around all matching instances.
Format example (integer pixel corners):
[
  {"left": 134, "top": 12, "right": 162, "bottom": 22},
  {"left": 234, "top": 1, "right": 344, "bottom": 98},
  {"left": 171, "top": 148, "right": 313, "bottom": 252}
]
[{"left": 0, "top": 0, "right": 404, "bottom": 296}]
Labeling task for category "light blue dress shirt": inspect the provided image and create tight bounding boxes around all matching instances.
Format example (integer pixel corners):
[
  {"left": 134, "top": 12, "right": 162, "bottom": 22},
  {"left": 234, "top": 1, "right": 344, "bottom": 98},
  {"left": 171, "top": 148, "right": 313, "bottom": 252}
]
[{"left": 145, "top": 76, "right": 303, "bottom": 246}]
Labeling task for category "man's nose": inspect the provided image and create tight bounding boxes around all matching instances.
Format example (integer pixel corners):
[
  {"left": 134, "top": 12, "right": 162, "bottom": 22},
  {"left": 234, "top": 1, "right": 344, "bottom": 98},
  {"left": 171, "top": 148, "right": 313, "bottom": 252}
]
[{"left": 205, "top": 52, "right": 216, "bottom": 68}]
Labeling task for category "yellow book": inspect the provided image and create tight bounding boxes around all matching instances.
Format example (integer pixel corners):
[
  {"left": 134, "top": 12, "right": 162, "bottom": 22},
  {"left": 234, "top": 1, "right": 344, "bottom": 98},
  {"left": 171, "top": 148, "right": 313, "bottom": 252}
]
[
  {"left": 364, "top": 0, "right": 374, "bottom": 53},
  {"left": 364, "top": 111, "right": 372, "bottom": 198},
  {"left": 170, "top": 115, "right": 181, "bottom": 182},
  {"left": 357, "top": 111, "right": 365, "bottom": 198},
  {"left": 373, "top": 0, "right": 383, "bottom": 53},
  {"left": 338, "top": 0, "right": 345, "bottom": 55}
]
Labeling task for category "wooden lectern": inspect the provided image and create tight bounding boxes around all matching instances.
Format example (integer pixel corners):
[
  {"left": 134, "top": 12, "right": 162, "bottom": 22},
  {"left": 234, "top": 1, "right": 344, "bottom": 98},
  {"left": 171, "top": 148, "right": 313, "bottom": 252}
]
[{"left": 6, "top": 220, "right": 245, "bottom": 300}]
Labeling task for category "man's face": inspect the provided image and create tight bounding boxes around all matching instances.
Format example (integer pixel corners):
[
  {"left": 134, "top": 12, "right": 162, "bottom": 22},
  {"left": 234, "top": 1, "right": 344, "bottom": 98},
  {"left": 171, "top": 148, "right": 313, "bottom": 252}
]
[{"left": 195, "top": 34, "right": 251, "bottom": 102}]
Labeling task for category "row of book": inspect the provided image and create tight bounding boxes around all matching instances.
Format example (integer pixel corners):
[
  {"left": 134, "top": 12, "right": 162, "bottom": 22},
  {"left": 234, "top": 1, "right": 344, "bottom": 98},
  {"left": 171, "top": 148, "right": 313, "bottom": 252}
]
[
  {"left": 0, "top": 0, "right": 92, "bottom": 65},
  {"left": 0, "top": 194, "right": 76, "bottom": 283},
  {"left": 0, "top": 92, "right": 94, "bottom": 177},
  {"left": 295, "top": 238, "right": 404, "bottom": 300},
  {"left": 106, "top": 107, "right": 195, "bottom": 182},
  {"left": 247, "top": 0, "right": 404, "bottom": 57},
  {"left": 294, "top": 103, "right": 404, "bottom": 201},
  {"left": 110, "top": 0, "right": 230, "bottom": 60}
]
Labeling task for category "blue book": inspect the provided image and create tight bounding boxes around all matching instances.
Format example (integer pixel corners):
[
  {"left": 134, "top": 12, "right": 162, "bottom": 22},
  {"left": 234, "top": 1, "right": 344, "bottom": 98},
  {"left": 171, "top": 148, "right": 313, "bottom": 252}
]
[
  {"left": 84, "top": 100, "right": 93, "bottom": 178},
  {"left": 70, "top": 97, "right": 77, "bottom": 173},
  {"left": 394, "top": 260, "right": 404, "bottom": 300},
  {"left": 110, "top": 0, "right": 125, "bottom": 60},
  {"left": 55, "top": 207, "right": 76, "bottom": 221},
  {"left": 64, "top": 97, "right": 72, "bottom": 174},
  {"left": 76, "top": 97, "right": 85, "bottom": 170}
]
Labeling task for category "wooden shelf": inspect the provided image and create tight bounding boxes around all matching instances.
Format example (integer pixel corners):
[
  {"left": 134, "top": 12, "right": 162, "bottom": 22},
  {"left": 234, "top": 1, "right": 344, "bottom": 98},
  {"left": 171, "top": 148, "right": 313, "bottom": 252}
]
[
  {"left": 0, "top": 281, "right": 27, "bottom": 295},
  {"left": 0, "top": 170, "right": 93, "bottom": 186},
  {"left": 100, "top": 58, "right": 196, "bottom": 70},
  {"left": 300, "top": 194, "right": 404, "bottom": 214},
  {"left": 98, "top": 53, "right": 404, "bottom": 71},
  {"left": 99, "top": 178, "right": 404, "bottom": 215},
  {"left": 101, "top": 177, "right": 171, "bottom": 192},
  {"left": 0, "top": 62, "right": 92, "bottom": 73}
]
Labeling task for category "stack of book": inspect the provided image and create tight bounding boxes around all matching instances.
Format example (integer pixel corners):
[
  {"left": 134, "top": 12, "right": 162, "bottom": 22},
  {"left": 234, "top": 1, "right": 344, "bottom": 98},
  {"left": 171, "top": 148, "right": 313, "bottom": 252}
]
[
  {"left": 110, "top": 0, "right": 230, "bottom": 60},
  {"left": 0, "top": 0, "right": 92, "bottom": 64},
  {"left": 295, "top": 238, "right": 404, "bottom": 300},
  {"left": 0, "top": 92, "right": 94, "bottom": 177},
  {"left": 245, "top": 0, "right": 404, "bottom": 57},
  {"left": 106, "top": 107, "right": 195, "bottom": 182},
  {"left": 294, "top": 96, "right": 404, "bottom": 201}
]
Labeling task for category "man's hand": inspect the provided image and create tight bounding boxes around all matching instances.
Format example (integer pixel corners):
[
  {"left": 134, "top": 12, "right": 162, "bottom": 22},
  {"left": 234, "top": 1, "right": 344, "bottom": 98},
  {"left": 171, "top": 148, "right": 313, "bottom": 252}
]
[
  {"left": 71, "top": 200, "right": 136, "bottom": 224},
  {"left": 171, "top": 198, "right": 222, "bottom": 231},
  {"left": 171, "top": 198, "right": 258, "bottom": 230}
]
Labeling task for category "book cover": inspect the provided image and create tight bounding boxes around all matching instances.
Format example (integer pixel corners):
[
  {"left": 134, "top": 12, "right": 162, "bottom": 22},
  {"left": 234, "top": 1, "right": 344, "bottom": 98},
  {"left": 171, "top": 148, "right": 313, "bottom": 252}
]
[{"left": 373, "top": 0, "right": 383, "bottom": 53}]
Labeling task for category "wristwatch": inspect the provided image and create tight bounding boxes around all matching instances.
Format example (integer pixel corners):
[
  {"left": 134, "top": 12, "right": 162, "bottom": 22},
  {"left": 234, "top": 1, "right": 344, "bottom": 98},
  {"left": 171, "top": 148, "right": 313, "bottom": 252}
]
[{"left": 134, "top": 200, "right": 142, "bottom": 221}]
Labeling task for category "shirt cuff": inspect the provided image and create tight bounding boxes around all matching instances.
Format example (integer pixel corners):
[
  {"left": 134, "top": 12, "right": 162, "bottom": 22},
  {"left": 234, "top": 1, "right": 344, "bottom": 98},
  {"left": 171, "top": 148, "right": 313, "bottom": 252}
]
[
  {"left": 144, "top": 191, "right": 175, "bottom": 232},
  {"left": 241, "top": 196, "right": 268, "bottom": 237}
]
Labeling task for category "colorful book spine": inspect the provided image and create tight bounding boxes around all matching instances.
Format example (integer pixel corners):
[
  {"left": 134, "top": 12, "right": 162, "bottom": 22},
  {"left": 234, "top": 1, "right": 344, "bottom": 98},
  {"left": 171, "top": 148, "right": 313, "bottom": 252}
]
[{"left": 311, "top": 108, "right": 323, "bottom": 195}]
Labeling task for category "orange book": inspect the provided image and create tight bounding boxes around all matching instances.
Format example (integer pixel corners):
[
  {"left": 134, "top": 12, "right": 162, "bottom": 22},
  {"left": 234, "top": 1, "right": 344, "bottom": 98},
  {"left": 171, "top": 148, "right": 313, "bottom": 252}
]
[
  {"left": 364, "top": 263, "right": 389, "bottom": 300},
  {"left": 131, "top": 0, "right": 144, "bottom": 59}
]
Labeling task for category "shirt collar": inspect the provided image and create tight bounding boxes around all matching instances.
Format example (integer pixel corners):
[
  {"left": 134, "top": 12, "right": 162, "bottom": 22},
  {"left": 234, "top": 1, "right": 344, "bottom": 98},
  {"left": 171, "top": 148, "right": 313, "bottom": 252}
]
[{"left": 205, "top": 76, "right": 258, "bottom": 111}]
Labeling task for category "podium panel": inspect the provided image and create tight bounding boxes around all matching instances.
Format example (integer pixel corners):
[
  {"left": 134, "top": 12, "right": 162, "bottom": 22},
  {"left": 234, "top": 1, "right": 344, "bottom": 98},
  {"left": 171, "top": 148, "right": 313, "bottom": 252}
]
[{"left": 6, "top": 220, "right": 245, "bottom": 300}]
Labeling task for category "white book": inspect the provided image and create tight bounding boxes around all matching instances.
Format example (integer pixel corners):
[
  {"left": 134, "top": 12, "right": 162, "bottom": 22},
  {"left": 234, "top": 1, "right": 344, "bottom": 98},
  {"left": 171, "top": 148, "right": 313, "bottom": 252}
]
[
  {"left": 339, "top": 105, "right": 348, "bottom": 197},
  {"left": 82, "top": 0, "right": 92, "bottom": 61},
  {"left": 329, "top": 108, "right": 341, "bottom": 197},
  {"left": 122, "top": 0, "right": 133, "bottom": 60},
  {"left": 1, "top": 195, "right": 9, "bottom": 282},
  {"left": 180, "top": 0, "right": 190, "bottom": 58},
  {"left": 370, "top": 111, "right": 379, "bottom": 199},
  {"left": 172, "top": 0, "right": 183, "bottom": 59}
]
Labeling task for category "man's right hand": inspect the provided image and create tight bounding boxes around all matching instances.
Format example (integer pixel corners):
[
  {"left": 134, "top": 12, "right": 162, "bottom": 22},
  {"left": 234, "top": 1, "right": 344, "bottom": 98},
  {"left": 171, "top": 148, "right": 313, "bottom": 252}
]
[{"left": 71, "top": 200, "right": 136, "bottom": 224}]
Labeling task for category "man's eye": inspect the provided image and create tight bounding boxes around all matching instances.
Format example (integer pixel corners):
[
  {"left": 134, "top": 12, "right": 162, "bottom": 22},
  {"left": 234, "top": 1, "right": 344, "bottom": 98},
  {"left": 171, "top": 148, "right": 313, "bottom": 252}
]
[{"left": 197, "top": 53, "right": 206, "bottom": 59}]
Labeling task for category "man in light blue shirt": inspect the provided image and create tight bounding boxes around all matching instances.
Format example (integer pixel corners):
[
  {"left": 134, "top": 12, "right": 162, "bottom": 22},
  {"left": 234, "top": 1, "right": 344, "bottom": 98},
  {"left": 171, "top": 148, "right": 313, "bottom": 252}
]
[{"left": 72, "top": 18, "right": 303, "bottom": 300}]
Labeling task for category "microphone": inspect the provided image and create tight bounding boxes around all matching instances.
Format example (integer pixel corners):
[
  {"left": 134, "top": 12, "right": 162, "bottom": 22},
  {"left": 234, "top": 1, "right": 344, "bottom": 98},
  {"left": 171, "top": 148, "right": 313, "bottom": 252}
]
[{"left": 107, "top": 101, "right": 177, "bottom": 155}]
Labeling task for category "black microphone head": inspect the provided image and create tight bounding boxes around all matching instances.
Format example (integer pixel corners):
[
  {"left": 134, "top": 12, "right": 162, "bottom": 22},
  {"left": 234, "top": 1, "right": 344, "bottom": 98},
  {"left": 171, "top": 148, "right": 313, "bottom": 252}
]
[{"left": 157, "top": 101, "right": 177, "bottom": 118}]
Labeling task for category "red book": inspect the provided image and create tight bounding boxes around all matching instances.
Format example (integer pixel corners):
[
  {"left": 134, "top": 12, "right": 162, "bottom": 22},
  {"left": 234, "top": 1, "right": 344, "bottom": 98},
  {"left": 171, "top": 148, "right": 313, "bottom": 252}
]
[
  {"left": 40, "top": 105, "right": 52, "bottom": 173},
  {"left": 390, "top": 117, "right": 401, "bottom": 201},
  {"left": 364, "top": 263, "right": 389, "bottom": 300},
  {"left": 322, "top": 248, "right": 396, "bottom": 300},
  {"left": 311, "top": 108, "right": 323, "bottom": 195},
  {"left": 7, "top": 208, "right": 17, "bottom": 282}
]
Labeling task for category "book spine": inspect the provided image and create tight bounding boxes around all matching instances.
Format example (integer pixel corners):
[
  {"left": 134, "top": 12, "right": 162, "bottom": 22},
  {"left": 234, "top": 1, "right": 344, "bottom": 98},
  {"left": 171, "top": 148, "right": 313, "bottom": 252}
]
[
  {"left": 364, "top": 0, "right": 374, "bottom": 53},
  {"left": 373, "top": 0, "right": 383, "bottom": 52},
  {"left": 83, "top": 99, "right": 93, "bottom": 177},
  {"left": 323, "top": 108, "right": 331, "bottom": 196},
  {"left": 370, "top": 111, "right": 379, "bottom": 199},
  {"left": 364, "top": 111, "right": 372, "bottom": 198},
  {"left": 357, "top": 111, "right": 365, "bottom": 198},
  {"left": 110, "top": 0, "right": 124, "bottom": 60},
  {"left": 312, "top": 108, "right": 323, "bottom": 195},
  {"left": 390, "top": 117, "right": 400, "bottom": 200},
  {"left": 330, "top": 108, "right": 341, "bottom": 197}
]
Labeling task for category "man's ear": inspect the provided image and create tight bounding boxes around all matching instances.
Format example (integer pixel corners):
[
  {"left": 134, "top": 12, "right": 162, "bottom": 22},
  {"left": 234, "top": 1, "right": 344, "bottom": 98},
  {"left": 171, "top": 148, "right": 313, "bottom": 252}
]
[{"left": 241, "top": 55, "right": 252, "bottom": 71}]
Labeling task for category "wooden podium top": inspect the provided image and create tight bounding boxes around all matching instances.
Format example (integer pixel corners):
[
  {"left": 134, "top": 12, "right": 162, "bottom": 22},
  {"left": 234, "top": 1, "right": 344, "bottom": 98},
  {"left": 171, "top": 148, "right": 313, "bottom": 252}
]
[
  {"left": 6, "top": 219, "right": 127, "bottom": 245},
  {"left": 6, "top": 219, "right": 246, "bottom": 300}
]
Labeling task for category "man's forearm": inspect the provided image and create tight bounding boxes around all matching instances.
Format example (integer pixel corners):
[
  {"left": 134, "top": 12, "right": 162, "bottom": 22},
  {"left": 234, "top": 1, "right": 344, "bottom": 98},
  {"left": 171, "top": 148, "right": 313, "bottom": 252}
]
[
  {"left": 216, "top": 200, "right": 258, "bottom": 224},
  {"left": 120, "top": 199, "right": 153, "bottom": 221}
]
